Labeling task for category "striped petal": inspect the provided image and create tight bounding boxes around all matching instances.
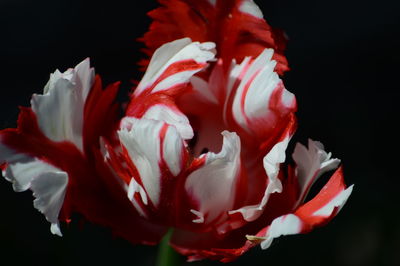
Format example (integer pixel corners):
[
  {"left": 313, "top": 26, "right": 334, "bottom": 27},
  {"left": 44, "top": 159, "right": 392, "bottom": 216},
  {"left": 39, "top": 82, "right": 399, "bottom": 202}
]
[
  {"left": 125, "top": 38, "right": 215, "bottom": 140},
  {"left": 250, "top": 167, "right": 354, "bottom": 249},
  {"left": 229, "top": 49, "right": 296, "bottom": 139},
  {"left": 185, "top": 131, "right": 242, "bottom": 229},
  {"left": 0, "top": 59, "right": 120, "bottom": 237},
  {"left": 134, "top": 38, "right": 215, "bottom": 96},
  {"left": 118, "top": 118, "right": 186, "bottom": 209}
]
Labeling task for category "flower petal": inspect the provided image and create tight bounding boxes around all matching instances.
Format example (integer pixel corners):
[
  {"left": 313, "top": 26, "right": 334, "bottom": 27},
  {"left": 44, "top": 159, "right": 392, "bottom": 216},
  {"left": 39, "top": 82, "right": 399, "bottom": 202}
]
[
  {"left": 292, "top": 139, "right": 341, "bottom": 205},
  {"left": 228, "top": 133, "right": 290, "bottom": 221},
  {"left": 118, "top": 118, "right": 186, "bottom": 207},
  {"left": 230, "top": 49, "right": 296, "bottom": 139},
  {"left": 31, "top": 58, "right": 95, "bottom": 151},
  {"left": 239, "top": 0, "right": 263, "bottom": 18},
  {"left": 245, "top": 167, "right": 353, "bottom": 250},
  {"left": 134, "top": 38, "right": 215, "bottom": 96},
  {"left": 140, "top": 0, "right": 289, "bottom": 74},
  {"left": 141, "top": 104, "right": 193, "bottom": 140},
  {"left": 185, "top": 131, "right": 242, "bottom": 227},
  {"left": 3, "top": 158, "right": 67, "bottom": 236},
  {"left": 125, "top": 39, "right": 215, "bottom": 140}
]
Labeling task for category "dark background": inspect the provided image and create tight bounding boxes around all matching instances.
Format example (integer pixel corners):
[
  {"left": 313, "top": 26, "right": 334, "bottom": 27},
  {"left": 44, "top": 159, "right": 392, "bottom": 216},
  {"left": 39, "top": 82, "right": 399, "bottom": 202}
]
[{"left": 0, "top": 0, "right": 399, "bottom": 265}]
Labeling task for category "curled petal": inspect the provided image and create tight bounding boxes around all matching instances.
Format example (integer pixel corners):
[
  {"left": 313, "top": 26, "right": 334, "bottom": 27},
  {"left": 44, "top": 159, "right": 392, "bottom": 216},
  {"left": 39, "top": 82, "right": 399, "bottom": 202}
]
[
  {"left": 230, "top": 49, "right": 296, "bottom": 138},
  {"left": 2, "top": 158, "right": 67, "bottom": 236},
  {"left": 247, "top": 167, "right": 353, "bottom": 250},
  {"left": 185, "top": 131, "right": 242, "bottom": 228},
  {"left": 141, "top": 104, "right": 193, "bottom": 140},
  {"left": 229, "top": 132, "right": 289, "bottom": 221},
  {"left": 30, "top": 169, "right": 68, "bottom": 236},
  {"left": 134, "top": 38, "right": 215, "bottom": 96},
  {"left": 292, "top": 139, "right": 341, "bottom": 205},
  {"left": 31, "top": 58, "right": 95, "bottom": 151},
  {"left": 126, "top": 39, "right": 215, "bottom": 140}
]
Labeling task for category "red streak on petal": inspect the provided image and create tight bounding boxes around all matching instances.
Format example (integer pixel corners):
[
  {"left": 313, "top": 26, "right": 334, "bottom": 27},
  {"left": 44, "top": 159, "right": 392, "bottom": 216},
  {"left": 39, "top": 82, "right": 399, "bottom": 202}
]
[
  {"left": 239, "top": 69, "right": 261, "bottom": 127},
  {"left": 295, "top": 167, "right": 347, "bottom": 231}
]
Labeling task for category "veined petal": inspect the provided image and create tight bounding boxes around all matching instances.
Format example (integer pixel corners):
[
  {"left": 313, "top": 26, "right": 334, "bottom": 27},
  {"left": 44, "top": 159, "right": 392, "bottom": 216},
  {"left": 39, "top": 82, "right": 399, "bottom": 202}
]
[
  {"left": 31, "top": 58, "right": 95, "bottom": 151},
  {"left": 185, "top": 131, "right": 241, "bottom": 227},
  {"left": 3, "top": 158, "right": 67, "bottom": 236},
  {"left": 118, "top": 118, "right": 185, "bottom": 207},
  {"left": 292, "top": 139, "right": 341, "bottom": 206}
]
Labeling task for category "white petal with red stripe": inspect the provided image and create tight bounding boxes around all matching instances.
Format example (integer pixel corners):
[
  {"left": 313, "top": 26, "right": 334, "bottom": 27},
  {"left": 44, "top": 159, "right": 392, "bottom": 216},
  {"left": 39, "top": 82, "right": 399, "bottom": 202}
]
[
  {"left": 230, "top": 49, "right": 295, "bottom": 134},
  {"left": 142, "top": 104, "right": 193, "bottom": 140},
  {"left": 246, "top": 167, "right": 353, "bottom": 250},
  {"left": 118, "top": 118, "right": 185, "bottom": 207},
  {"left": 134, "top": 38, "right": 216, "bottom": 96},
  {"left": 185, "top": 131, "right": 241, "bottom": 225},
  {"left": 31, "top": 58, "right": 95, "bottom": 151}
]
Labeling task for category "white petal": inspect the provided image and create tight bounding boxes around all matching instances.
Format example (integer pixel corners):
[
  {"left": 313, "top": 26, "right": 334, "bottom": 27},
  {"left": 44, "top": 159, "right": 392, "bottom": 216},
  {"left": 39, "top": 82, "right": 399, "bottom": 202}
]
[
  {"left": 128, "top": 177, "right": 148, "bottom": 205},
  {"left": 31, "top": 58, "right": 95, "bottom": 151},
  {"left": 163, "top": 125, "right": 184, "bottom": 176},
  {"left": 4, "top": 158, "right": 68, "bottom": 236},
  {"left": 4, "top": 159, "right": 58, "bottom": 192},
  {"left": 127, "top": 178, "right": 148, "bottom": 218},
  {"left": 0, "top": 141, "right": 31, "bottom": 169},
  {"left": 31, "top": 170, "right": 68, "bottom": 227},
  {"left": 229, "top": 135, "right": 290, "bottom": 221},
  {"left": 135, "top": 38, "right": 216, "bottom": 95},
  {"left": 239, "top": 0, "right": 264, "bottom": 18},
  {"left": 293, "top": 139, "right": 341, "bottom": 206},
  {"left": 185, "top": 131, "right": 241, "bottom": 224},
  {"left": 142, "top": 104, "right": 194, "bottom": 140},
  {"left": 259, "top": 214, "right": 302, "bottom": 249},
  {"left": 190, "top": 209, "right": 205, "bottom": 224},
  {"left": 50, "top": 223, "right": 63, "bottom": 237}
]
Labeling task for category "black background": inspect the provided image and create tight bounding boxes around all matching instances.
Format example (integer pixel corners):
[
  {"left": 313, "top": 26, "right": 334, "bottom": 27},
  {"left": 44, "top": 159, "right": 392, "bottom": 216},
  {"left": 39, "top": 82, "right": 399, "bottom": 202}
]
[{"left": 0, "top": 0, "right": 399, "bottom": 265}]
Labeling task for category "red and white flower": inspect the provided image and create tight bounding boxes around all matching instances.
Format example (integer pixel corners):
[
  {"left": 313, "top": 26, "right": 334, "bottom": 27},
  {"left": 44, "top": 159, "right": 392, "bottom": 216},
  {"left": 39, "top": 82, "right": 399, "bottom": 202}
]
[{"left": 0, "top": 0, "right": 353, "bottom": 262}]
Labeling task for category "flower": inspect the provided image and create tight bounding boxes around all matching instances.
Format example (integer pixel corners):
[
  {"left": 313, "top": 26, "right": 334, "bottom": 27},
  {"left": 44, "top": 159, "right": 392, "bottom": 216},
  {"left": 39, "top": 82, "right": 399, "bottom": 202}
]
[{"left": 0, "top": 0, "right": 353, "bottom": 262}]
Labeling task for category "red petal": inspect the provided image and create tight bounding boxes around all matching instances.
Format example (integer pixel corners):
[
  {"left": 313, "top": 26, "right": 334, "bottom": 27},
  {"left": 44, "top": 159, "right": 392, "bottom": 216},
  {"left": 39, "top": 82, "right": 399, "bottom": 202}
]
[{"left": 140, "top": 0, "right": 289, "bottom": 74}]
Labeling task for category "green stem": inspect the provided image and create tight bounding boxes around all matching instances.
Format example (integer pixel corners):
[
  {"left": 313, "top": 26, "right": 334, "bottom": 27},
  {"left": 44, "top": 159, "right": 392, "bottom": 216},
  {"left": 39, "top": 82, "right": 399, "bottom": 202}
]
[{"left": 156, "top": 230, "right": 182, "bottom": 266}]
